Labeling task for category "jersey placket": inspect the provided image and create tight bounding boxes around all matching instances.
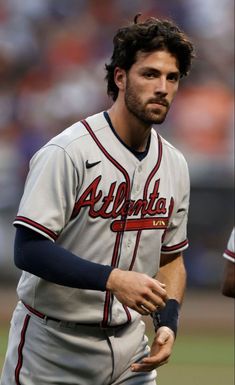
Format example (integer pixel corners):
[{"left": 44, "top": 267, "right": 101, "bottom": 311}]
[
  {"left": 80, "top": 119, "right": 134, "bottom": 327},
  {"left": 125, "top": 164, "right": 144, "bottom": 261}
]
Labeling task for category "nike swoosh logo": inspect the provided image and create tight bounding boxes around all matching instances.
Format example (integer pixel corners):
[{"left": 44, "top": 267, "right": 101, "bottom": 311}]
[{"left": 85, "top": 160, "right": 101, "bottom": 169}]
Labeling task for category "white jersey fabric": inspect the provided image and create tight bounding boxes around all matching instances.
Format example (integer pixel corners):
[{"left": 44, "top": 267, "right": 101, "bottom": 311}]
[
  {"left": 14, "top": 111, "right": 190, "bottom": 325},
  {"left": 223, "top": 228, "right": 235, "bottom": 263}
]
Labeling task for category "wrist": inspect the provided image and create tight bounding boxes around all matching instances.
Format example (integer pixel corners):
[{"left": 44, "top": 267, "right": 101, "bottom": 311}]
[
  {"left": 156, "top": 325, "right": 175, "bottom": 338},
  {"left": 152, "top": 299, "right": 180, "bottom": 337},
  {"left": 106, "top": 268, "right": 120, "bottom": 291}
]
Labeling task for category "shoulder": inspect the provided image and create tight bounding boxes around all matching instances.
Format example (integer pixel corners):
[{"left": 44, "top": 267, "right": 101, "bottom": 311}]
[
  {"left": 224, "top": 228, "right": 235, "bottom": 256},
  {"left": 152, "top": 130, "right": 188, "bottom": 169},
  {"left": 29, "top": 112, "right": 108, "bottom": 166},
  {"left": 45, "top": 111, "right": 108, "bottom": 151}
]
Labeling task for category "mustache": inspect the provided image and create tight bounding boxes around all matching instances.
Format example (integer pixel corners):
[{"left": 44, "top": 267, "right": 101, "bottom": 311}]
[{"left": 148, "top": 98, "right": 169, "bottom": 108}]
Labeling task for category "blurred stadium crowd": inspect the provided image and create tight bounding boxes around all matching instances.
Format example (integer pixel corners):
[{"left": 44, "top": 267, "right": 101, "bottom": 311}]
[{"left": 0, "top": 0, "right": 234, "bottom": 286}]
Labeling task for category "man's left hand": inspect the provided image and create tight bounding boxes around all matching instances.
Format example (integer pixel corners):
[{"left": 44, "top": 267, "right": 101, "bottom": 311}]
[{"left": 131, "top": 326, "right": 175, "bottom": 372}]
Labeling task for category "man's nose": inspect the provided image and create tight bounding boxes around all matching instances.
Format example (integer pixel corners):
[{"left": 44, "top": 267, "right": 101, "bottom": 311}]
[{"left": 154, "top": 76, "right": 167, "bottom": 94}]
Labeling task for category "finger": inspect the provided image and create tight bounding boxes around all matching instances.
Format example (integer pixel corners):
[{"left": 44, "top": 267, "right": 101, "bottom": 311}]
[
  {"left": 146, "top": 291, "right": 167, "bottom": 309},
  {"left": 135, "top": 304, "right": 151, "bottom": 316},
  {"left": 131, "top": 363, "right": 153, "bottom": 372},
  {"left": 132, "top": 347, "right": 171, "bottom": 369},
  {"left": 141, "top": 354, "right": 170, "bottom": 365},
  {"left": 147, "top": 283, "right": 168, "bottom": 303},
  {"left": 131, "top": 360, "right": 168, "bottom": 372},
  {"left": 150, "top": 280, "right": 168, "bottom": 295},
  {"left": 138, "top": 300, "right": 158, "bottom": 314},
  {"left": 151, "top": 286, "right": 167, "bottom": 298}
]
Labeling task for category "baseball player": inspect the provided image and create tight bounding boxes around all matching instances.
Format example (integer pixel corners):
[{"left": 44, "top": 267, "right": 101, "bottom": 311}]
[
  {"left": 1, "top": 16, "right": 195, "bottom": 385},
  {"left": 221, "top": 228, "right": 235, "bottom": 298}
]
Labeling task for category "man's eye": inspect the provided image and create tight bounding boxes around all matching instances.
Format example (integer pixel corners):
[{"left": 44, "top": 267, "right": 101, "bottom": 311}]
[
  {"left": 144, "top": 72, "right": 155, "bottom": 78},
  {"left": 168, "top": 74, "right": 179, "bottom": 82}
]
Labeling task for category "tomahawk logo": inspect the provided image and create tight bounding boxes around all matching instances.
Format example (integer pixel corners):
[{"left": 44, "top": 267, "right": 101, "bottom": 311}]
[{"left": 153, "top": 220, "right": 166, "bottom": 226}]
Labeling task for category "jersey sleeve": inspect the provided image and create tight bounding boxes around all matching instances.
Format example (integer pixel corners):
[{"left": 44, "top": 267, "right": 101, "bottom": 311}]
[
  {"left": 223, "top": 228, "right": 235, "bottom": 263},
  {"left": 161, "top": 155, "right": 190, "bottom": 254},
  {"left": 14, "top": 144, "right": 78, "bottom": 241}
]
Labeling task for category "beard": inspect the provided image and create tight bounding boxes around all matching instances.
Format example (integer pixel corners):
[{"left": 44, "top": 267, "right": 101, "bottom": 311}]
[{"left": 124, "top": 79, "right": 170, "bottom": 125}]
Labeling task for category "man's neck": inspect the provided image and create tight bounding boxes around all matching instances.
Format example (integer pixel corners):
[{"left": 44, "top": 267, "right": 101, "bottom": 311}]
[{"left": 107, "top": 103, "right": 152, "bottom": 152}]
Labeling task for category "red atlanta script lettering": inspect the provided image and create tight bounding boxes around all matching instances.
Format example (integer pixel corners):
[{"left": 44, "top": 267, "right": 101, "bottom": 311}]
[{"left": 71, "top": 176, "right": 168, "bottom": 219}]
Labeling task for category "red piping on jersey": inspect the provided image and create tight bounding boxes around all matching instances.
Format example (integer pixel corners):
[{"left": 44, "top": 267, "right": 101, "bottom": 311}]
[
  {"left": 81, "top": 119, "right": 131, "bottom": 326},
  {"left": 81, "top": 120, "right": 130, "bottom": 183},
  {"left": 143, "top": 134, "right": 163, "bottom": 200},
  {"left": 129, "top": 230, "right": 142, "bottom": 271},
  {"left": 23, "top": 302, "right": 45, "bottom": 319},
  {"left": 128, "top": 133, "right": 163, "bottom": 271},
  {"left": 102, "top": 231, "right": 122, "bottom": 327},
  {"left": 122, "top": 304, "right": 132, "bottom": 322},
  {"left": 224, "top": 249, "right": 235, "bottom": 259},
  {"left": 111, "top": 217, "right": 168, "bottom": 231},
  {"left": 102, "top": 291, "right": 111, "bottom": 327},
  {"left": 15, "top": 314, "right": 30, "bottom": 385},
  {"left": 14, "top": 216, "right": 58, "bottom": 241},
  {"left": 161, "top": 197, "right": 174, "bottom": 244},
  {"left": 161, "top": 238, "right": 188, "bottom": 252}
]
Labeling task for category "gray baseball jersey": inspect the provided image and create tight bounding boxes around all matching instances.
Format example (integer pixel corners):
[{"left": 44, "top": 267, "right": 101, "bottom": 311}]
[
  {"left": 223, "top": 228, "right": 235, "bottom": 263},
  {"left": 14, "top": 111, "right": 190, "bottom": 326}
]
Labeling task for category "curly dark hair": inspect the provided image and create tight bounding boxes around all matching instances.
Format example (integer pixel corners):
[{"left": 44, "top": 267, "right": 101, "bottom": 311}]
[{"left": 105, "top": 14, "right": 195, "bottom": 101}]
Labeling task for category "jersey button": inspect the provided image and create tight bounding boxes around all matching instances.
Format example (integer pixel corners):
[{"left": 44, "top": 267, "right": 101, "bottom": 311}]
[{"left": 138, "top": 165, "right": 142, "bottom": 173}]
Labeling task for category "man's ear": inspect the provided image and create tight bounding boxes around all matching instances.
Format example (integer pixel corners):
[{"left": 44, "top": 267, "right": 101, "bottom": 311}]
[{"left": 114, "top": 67, "right": 126, "bottom": 92}]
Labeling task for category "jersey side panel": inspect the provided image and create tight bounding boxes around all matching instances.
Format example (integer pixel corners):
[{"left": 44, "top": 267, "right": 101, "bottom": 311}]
[{"left": 159, "top": 136, "right": 190, "bottom": 254}]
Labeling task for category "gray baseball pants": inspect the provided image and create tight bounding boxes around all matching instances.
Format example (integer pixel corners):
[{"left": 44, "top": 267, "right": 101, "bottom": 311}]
[{"left": 1, "top": 301, "right": 157, "bottom": 384}]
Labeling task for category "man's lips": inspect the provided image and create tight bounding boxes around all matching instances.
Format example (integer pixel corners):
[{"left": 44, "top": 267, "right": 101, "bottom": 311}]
[
  {"left": 150, "top": 102, "right": 166, "bottom": 107},
  {"left": 148, "top": 99, "right": 169, "bottom": 108}
]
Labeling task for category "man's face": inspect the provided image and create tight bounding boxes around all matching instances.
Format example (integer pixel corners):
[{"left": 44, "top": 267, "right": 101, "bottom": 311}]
[{"left": 124, "top": 50, "right": 180, "bottom": 124}]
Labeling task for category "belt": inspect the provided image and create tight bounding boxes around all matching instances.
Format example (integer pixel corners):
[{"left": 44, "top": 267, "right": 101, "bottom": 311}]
[{"left": 22, "top": 302, "right": 129, "bottom": 329}]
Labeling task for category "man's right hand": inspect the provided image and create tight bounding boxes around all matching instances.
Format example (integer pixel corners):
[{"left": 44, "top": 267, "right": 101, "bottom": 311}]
[{"left": 106, "top": 268, "right": 168, "bottom": 315}]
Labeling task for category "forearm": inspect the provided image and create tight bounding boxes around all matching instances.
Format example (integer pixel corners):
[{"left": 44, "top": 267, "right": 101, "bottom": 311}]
[
  {"left": 14, "top": 226, "right": 113, "bottom": 291},
  {"left": 156, "top": 252, "right": 186, "bottom": 303},
  {"left": 153, "top": 252, "right": 186, "bottom": 336}
]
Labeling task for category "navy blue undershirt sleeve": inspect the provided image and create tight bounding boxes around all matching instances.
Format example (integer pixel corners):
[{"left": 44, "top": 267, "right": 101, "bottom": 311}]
[{"left": 14, "top": 226, "right": 114, "bottom": 291}]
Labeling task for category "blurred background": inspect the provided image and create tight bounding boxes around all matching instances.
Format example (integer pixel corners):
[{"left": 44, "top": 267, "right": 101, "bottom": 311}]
[{"left": 0, "top": 0, "right": 234, "bottom": 384}]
